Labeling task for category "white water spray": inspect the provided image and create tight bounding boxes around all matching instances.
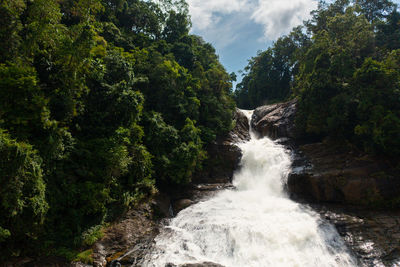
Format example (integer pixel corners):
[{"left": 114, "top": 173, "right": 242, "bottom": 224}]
[{"left": 144, "top": 110, "right": 356, "bottom": 267}]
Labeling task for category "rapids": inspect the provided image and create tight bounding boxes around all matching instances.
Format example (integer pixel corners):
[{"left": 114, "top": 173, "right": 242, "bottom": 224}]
[{"left": 143, "top": 110, "right": 356, "bottom": 267}]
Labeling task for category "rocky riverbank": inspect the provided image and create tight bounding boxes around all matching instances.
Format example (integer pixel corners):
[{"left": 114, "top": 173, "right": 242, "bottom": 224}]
[{"left": 317, "top": 203, "right": 400, "bottom": 266}]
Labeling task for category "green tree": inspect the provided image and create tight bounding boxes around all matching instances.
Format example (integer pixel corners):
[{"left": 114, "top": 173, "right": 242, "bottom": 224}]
[
  {"left": 0, "top": 130, "right": 48, "bottom": 258},
  {"left": 0, "top": 0, "right": 25, "bottom": 61},
  {"left": 235, "top": 26, "right": 309, "bottom": 109},
  {"left": 295, "top": 6, "right": 374, "bottom": 137},
  {"left": 354, "top": 54, "right": 400, "bottom": 155},
  {"left": 0, "top": 0, "right": 236, "bottom": 259}
]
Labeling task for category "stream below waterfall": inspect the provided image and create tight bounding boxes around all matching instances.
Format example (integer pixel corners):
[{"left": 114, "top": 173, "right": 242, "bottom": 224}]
[{"left": 143, "top": 110, "right": 357, "bottom": 267}]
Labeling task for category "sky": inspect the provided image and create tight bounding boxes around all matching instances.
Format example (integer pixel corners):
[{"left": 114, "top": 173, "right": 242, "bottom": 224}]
[{"left": 186, "top": 0, "right": 400, "bottom": 87}]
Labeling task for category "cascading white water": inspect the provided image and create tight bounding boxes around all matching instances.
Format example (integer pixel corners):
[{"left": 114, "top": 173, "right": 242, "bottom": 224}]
[{"left": 143, "top": 110, "right": 356, "bottom": 267}]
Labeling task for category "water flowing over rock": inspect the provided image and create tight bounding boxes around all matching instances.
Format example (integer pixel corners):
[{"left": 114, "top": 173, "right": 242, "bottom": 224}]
[
  {"left": 142, "top": 110, "right": 356, "bottom": 267},
  {"left": 248, "top": 100, "right": 400, "bottom": 265}
]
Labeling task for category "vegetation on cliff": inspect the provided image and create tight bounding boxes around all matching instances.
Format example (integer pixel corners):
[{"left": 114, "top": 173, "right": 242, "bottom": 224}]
[
  {"left": 235, "top": 0, "right": 400, "bottom": 157},
  {"left": 0, "top": 0, "right": 235, "bottom": 259}
]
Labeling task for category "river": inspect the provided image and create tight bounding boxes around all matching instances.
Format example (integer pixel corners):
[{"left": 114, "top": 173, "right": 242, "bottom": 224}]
[{"left": 143, "top": 110, "right": 356, "bottom": 267}]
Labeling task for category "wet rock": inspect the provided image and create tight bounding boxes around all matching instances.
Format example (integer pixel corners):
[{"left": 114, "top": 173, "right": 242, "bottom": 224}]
[
  {"left": 152, "top": 193, "right": 173, "bottom": 218},
  {"left": 192, "top": 141, "right": 241, "bottom": 185},
  {"left": 181, "top": 184, "right": 236, "bottom": 208},
  {"left": 71, "top": 262, "right": 92, "bottom": 267},
  {"left": 108, "top": 260, "right": 121, "bottom": 267},
  {"left": 193, "top": 183, "right": 235, "bottom": 192},
  {"left": 287, "top": 141, "right": 400, "bottom": 206},
  {"left": 316, "top": 204, "right": 400, "bottom": 266},
  {"left": 91, "top": 204, "right": 159, "bottom": 267},
  {"left": 226, "top": 109, "right": 250, "bottom": 143},
  {"left": 172, "top": 199, "right": 193, "bottom": 214},
  {"left": 251, "top": 99, "right": 297, "bottom": 139}
]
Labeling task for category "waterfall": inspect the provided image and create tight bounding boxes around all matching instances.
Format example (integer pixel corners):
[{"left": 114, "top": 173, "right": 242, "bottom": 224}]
[{"left": 143, "top": 110, "right": 356, "bottom": 267}]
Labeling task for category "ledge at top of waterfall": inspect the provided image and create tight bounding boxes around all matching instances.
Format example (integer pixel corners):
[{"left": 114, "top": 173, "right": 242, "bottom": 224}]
[{"left": 142, "top": 109, "right": 356, "bottom": 267}]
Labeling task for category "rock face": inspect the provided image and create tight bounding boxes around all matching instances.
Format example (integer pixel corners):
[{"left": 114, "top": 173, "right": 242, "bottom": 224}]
[
  {"left": 91, "top": 204, "right": 159, "bottom": 267},
  {"left": 227, "top": 109, "right": 250, "bottom": 142},
  {"left": 316, "top": 204, "right": 400, "bottom": 266},
  {"left": 172, "top": 199, "right": 193, "bottom": 214},
  {"left": 193, "top": 141, "right": 241, "bottom": 185},
  {"left": 192, "top": 109, "right": 248, "bottom": 185},
  {"left": 287, "top": 141, "right": 400, "bottom": 206},
  {"left": 251, "top": 99, "right": 297, "bottom": 139}
]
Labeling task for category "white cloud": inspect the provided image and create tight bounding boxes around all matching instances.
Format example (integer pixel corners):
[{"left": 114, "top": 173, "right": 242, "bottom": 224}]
[
  {"left": 197, "top": 12, "right": 249, "bottom": 49},
  {"left": 187, "top": 0, "right": 317, "bottom": 40},
  {"left": 187, "top": 0, "right": 253, "bottom": 30},
  {"left": 251, "top": 0, "right": 318, "bottom": 39}
]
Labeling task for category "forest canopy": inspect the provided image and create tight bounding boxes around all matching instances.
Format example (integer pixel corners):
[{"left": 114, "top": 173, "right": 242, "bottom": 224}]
[
  {"left": 235, "top": 0, "right": 400, "bottom": 156},
  {"left": 0, "top": 0, "right": 235, "bottom": 259}
]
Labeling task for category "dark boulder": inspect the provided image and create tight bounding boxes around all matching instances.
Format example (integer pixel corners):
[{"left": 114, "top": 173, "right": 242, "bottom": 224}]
[
  {"left": 172, "top": 199, "right": 193, "bottom": 214},
  {"left": 287, "top": 141, "right": 400, "bottom": 206},
  {"left": 192, "top": 140, "right": 241, "bottom": 185},
  {"left": 251, "top": 99, "right": 297, "bottom": 139},
  {"left": 152, "top": 192, "right": 173, "bottom": 218}
]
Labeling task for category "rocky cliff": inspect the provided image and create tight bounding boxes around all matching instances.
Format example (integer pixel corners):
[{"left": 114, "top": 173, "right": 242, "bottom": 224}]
[{"left": 288, "top": 141, "right": 400, "bottom": 206}]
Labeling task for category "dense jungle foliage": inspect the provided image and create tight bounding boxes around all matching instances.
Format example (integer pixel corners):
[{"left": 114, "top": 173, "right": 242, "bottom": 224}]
[
  {"left": 235, "top": 0, "right": 400, "bottom": 156},
  {"left": 0, "top": 0, "right": 235, "bottom": 259}
]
